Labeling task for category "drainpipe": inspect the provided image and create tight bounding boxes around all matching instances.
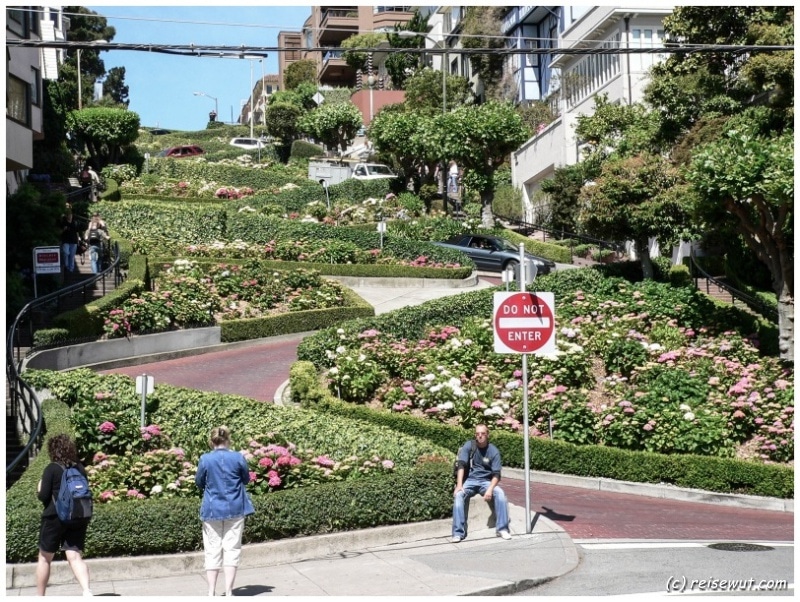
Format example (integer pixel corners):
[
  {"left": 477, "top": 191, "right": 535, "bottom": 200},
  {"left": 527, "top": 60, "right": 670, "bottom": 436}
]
[{"left": 624, "top": 15, "right": 633, "bottom": 105}]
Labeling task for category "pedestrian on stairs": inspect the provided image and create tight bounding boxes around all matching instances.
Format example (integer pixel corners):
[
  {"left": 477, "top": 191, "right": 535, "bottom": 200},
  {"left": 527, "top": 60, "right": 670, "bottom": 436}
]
[
  {"left": 84, "top": 213, "right": 109, "bottom": 273},
  {"left": 60, "top": 212, "right": 81, "bottom": 275}
]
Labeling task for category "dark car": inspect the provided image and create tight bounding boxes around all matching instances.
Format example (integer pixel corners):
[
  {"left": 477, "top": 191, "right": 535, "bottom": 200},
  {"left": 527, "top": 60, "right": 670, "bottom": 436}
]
[
  {"left": 433, "top": 233, "right": 556, "bottom": 275},
  {"left": 158, "top": 145, "right": 205, "bottom": 158}
]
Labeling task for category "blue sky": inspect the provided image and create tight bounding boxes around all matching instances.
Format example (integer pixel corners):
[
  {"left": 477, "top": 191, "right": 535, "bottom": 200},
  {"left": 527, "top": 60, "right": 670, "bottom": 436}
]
[{"left": 88, "top": 5, "right": 312, "bottom": 131}]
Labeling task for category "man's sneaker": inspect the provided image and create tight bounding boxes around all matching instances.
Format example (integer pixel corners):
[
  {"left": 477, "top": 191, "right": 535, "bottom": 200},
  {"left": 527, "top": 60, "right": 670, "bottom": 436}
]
[
  {"left": 497, "top": 530, "right": 512, "bottom": 540},
  {"left": 451, "top": 536, "right": 463, "bottom": 543}
]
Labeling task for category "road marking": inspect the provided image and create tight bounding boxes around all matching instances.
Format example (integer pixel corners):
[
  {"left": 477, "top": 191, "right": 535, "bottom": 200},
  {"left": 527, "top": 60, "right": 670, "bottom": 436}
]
[{"left": 575, "top": 541, "right": 794, "bottom": 550}]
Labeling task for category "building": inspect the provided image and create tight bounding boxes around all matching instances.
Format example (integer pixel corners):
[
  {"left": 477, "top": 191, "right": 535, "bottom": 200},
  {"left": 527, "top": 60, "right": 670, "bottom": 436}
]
[
  {"left": 7, "top": 7, "right": 47, "bottom": 193},
  {"left": 277, "top": 30, "right": 303, "bottom": 92},
  {"left": 239, "top": 74, "right": 281, "bottom": 129},
  {"left": 511, "top": 6, "right": 672, "bottom": 220}
]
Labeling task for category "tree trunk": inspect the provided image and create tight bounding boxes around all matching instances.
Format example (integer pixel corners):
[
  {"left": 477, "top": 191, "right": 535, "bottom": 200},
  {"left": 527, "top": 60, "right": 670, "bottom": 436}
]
[
  {"left": 480, "top": 188, "right": 494, "bottom": 229},
  {"left": 776, "top": 279, "right": 794, "bottom": 362},
  {"left": 637, "top": 238, "right": 654, "bottom": 280}
]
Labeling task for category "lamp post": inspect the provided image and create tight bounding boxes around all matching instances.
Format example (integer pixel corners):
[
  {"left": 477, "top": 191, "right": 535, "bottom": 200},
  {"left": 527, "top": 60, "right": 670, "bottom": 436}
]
[
  {"left": 193, "top": 91, "right": 219, "bottom": 119},
  {"left": 76, "top": 48, "right": 82, "bottom": 109}
]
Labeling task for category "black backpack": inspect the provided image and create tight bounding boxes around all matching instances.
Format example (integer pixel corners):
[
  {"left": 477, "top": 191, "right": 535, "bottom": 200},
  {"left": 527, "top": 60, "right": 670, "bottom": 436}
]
[
  {"left": 54, "top": 463, "right": 93, "bottom": 524},
  {"left": 452, "top": 440, "right": 477, "bottom": 480}
]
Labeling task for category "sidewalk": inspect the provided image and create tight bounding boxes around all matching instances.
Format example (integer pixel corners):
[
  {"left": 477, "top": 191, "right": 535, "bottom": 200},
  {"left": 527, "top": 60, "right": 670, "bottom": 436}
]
[{"left": 6, "top": 500, "right": 578, "bottom": 596}]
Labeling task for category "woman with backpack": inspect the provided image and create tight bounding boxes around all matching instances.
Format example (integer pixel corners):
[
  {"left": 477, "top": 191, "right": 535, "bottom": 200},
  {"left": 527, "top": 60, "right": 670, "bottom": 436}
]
[{"left": 36, "top": 434, "right": 93, "bottom": 596}]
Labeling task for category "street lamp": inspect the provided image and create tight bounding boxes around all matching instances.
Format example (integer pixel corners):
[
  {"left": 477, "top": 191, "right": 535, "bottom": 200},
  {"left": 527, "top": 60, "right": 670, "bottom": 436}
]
[
  {"left": 193, "top": 91, "right": 219, "bottom": 118},
  {"left": 77, "top": 40, "right": 108, "bottom": 110}
]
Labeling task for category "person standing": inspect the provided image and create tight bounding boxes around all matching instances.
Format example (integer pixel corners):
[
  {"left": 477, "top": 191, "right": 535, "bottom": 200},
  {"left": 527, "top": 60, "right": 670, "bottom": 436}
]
[
  {"left": 448, "top": 160, "right": 460, "bottom": 194},
  {"left": 195, "top": 426, "right": 255, "bottom": 597},
  {"left": 84, "top": 213, "right": 109, "bottom": 274},
  {"left": 84, "top": 165, "right": 101, "bottom": 202},
  {"left": 452, "top": 424, "right": 512, "bottom": 542},
  {"left": 60, "top": 212, "right": 81, "bottom": 275},
  {"left": 36, "top": 434, "right": 93, "bottom": 596}
]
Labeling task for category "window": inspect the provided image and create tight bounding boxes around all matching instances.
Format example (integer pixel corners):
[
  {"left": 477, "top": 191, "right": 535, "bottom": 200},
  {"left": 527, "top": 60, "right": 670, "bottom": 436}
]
[
  {"left": 7, "top": 8, "right": 28, "bottom": 37},
  {"left": 31, "top": 67, "right": 41, "bottom": 106},
  {"left": 7, "top": 74, "right": 30, "bottom": 125}
]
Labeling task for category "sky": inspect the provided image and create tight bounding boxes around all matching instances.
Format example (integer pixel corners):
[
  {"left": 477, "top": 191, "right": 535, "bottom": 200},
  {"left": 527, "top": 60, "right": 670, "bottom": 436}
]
[{"left": 87, "top": 4, "right": 313, "bottom": 131}]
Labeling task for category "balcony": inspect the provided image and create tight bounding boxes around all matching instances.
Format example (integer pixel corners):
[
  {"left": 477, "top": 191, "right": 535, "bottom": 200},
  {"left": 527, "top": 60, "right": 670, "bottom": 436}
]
[
  {"left": 319, "top": 50, "right": 355, "bottom": 87},
  {"left": 319, "top": 8, "right": 359, "bottom": 46},
  {"left": 372, "top": 9, "right": 413, "bottom": 31}
]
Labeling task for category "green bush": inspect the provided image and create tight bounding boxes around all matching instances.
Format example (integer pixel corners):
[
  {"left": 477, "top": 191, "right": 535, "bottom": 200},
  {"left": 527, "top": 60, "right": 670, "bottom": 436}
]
[
  {"left": 5, "top": 378, "right": 454, "bottom": 562},
  {"left": 291, "top": 140, "right": 323, "bottom": 159},
  {"left": 290, "top": 365, "right": 793, "bottom": 499}
]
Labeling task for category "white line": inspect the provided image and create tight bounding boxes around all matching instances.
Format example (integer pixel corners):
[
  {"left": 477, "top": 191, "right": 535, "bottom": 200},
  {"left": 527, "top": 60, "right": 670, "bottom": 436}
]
[
  {"left": 498, "top": 317, "right": 551, "bottom": 328},
  {"left": 576, "top": 541, "right": 794, "bottom": 550}
]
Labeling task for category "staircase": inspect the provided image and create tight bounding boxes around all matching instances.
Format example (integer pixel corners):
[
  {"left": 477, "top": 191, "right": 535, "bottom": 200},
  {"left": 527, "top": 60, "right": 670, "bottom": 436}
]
[{"left": 6, "top": 243, "right": 123, "bottom": 489}]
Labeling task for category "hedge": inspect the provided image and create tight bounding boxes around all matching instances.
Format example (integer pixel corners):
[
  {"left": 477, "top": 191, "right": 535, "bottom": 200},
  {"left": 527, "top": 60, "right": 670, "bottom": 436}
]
[
  {"left": 290, "top": 362, "right": 794, "bottom": 499},
  {"left": 5, "top": 391, "right": 453, "bottom": 563}
]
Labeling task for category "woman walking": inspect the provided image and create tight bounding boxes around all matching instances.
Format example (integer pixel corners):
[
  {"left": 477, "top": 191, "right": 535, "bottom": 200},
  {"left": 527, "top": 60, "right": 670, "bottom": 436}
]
[
  {"left": 195, "top": 426, "right": 255, "bottom": 596},
  {"left": 36, "top": 434, "right": 93, "bottom": 596}
]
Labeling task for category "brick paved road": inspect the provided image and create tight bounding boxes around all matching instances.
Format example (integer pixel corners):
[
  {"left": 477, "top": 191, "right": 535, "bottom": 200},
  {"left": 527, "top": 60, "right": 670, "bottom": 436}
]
[
  {"left": 502, "top": 480, "right": 793, "bottom": 542},
  {"left": 100, "top": 333, "right": 794, "bottom": 544}
]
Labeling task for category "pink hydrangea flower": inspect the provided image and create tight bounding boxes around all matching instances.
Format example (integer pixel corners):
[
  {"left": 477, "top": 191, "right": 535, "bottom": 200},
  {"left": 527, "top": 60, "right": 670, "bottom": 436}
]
[{"left": 99, "top": 421, "right": 116, "bottom": 434}]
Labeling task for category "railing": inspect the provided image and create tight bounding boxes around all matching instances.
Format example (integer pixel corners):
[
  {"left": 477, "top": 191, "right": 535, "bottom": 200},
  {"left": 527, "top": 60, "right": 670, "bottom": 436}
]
[
  {"left": 497, "top": 215, "right": 625, "bottom": 260},
  {"left": 689, "top": 249, "right": 778, "bottom": 323},
  {"left": 6, "top": 241, "right": 122, "bottom": 483}
]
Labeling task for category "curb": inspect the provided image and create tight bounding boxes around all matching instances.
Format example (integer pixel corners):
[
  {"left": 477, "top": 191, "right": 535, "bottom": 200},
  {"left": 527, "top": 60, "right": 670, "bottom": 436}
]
[{"left": 507, "top": 469, "right": 793, "bottom": 513}]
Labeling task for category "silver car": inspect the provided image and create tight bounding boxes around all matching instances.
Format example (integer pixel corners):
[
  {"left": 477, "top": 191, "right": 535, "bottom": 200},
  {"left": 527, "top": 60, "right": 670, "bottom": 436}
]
[{"left": 433, "top": 233, "right": 555, "bottom": 274}]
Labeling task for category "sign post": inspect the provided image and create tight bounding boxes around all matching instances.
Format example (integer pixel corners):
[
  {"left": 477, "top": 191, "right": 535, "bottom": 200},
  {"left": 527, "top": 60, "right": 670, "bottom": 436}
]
[
  {"left": 492, "top": 243, "right": 556, "bottom": 533},
  {"left": 135, "top": 374, "right": 155, "bottom": 428},
  {"left": 32, "top": 246, "right": 61, "bottom": 298}
]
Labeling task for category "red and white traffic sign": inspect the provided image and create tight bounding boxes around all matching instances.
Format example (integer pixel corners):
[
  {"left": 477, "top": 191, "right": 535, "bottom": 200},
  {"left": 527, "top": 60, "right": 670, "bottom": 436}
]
[{"left": 493, "top": 292, "right": 556, "bottom": 354}]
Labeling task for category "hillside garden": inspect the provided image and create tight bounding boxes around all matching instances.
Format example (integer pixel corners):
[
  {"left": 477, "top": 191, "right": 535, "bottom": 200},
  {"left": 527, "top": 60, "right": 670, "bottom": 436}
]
[{"left": 8, "top": 124, "right": 792, "bottom": 564}]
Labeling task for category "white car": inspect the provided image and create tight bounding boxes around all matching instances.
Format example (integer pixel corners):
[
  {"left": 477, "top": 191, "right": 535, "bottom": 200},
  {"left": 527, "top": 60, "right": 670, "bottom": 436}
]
[{"left": 229, "top": 137, "right": 266, "bottom": 150}]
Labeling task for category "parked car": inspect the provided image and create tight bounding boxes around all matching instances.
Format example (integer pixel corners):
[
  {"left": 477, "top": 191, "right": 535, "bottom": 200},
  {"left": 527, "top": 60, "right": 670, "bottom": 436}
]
[
  {"left": 433, "top": 233, "right": 556, "bottom": 274},
  {"left": 158, "top": 145, "right": 205, "bottom": 158},
  {"left": 229, "top": 137, "right": 266, "bottom": 150}
]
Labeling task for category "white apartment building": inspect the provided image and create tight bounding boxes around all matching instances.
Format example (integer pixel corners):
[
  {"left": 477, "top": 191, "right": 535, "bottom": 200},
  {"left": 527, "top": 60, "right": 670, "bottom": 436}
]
[
  {"left": 511, "top": 6, "right": 672, "bottom": 219},
  {"left": 6, "top": 6, "right": 67, "bottom": 194}
]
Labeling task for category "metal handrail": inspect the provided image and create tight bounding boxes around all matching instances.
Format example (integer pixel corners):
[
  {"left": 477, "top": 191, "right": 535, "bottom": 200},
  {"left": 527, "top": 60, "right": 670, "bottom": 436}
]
[
  {"left": 497, "top": 215, "right": 624, "bottom": 258},
  {"left": 689, "top": 249, "right": 778, "bottom": 323},
  {"left": 5, "top": 242, "right": 122, "bottom": 482}
]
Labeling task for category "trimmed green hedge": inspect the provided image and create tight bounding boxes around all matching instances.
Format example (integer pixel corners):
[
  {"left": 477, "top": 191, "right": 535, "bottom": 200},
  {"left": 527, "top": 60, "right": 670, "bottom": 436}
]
[
  {"left": 6, "top": 390, "right": 453, "bottom": 563},
  {"left": 290, "top": 362, "right": 794, "bottom": 499}
]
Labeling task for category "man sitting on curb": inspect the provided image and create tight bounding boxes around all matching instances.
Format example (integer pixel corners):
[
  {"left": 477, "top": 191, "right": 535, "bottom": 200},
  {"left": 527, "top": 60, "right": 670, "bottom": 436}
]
[{"left": 452, "top": 423, "right": 512, "bottom": 542}]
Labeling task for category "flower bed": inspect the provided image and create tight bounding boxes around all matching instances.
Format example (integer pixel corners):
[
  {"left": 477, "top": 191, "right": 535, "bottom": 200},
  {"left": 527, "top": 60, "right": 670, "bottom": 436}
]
[
  {"left": 306, "top": 270, "right": 793, "bottom": 464},
  {"left": 102, "top": 259, "right": 353, "bottom": 338}
]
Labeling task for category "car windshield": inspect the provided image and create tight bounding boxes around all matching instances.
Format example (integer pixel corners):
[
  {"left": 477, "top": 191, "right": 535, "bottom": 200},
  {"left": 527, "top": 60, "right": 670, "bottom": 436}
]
[
  {"left": 367, "top": 165, "right": 393, "bottom": 175},
  {"left": 491, "top": 238, "right": 518, "bottom": 253}
]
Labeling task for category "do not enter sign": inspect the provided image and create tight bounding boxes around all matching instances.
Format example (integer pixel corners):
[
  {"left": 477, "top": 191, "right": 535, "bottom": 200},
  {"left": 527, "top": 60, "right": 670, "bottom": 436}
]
[{"left": 493, "top": 292, "right": 556, "bottom": 354}]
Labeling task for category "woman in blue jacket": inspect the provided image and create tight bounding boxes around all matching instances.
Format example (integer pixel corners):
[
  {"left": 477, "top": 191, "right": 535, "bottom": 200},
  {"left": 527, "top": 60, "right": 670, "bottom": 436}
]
[{"left": 195, "top": 426, "right": 255, "bottom": 597}]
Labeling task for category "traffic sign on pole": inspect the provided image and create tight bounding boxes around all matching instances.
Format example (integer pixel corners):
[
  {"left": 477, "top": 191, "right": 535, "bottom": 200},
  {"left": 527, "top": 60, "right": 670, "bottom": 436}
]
[{"left": 493, "top": 291, "right": 556, "bottom": 354}]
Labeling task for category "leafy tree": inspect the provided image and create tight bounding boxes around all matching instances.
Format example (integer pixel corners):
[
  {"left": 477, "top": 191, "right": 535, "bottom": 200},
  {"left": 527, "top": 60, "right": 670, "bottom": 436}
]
[
  {"left": 431, "top": 102, "right": 530, "bottom": 226},
  {"left": 284, "top": 59, "right": 318, "bottom": 90},
  {"left": 298, "top": 102, "right": 362, "bottom": 156},
  {"left": 402, "top": 68, "right": 472, "bottom": 115},
  {"left": 577, "top": 154, "right": 689, "bottom": 280},
  {"left": 384, "top": 10, "right": 430, "bottom": 89},
  {"left": 461, "top": 7, "right": 507, "bottom": 102},
  {"left": 575, "top": 94, "right": 664, "bottom": 157},
  {"left": 687, "top": 126, "right": 793, "bottom": 361},
  {"left": 265, "top": 102, "right": 303, "bottom": 146},
  {"left": 341, "top": 32, "right": 387, "bottom": 73},
  {"left": 66, "top": 107, "right": 140, "bottom": 168},
  {"left": 102, "top": 66, "right": 129, "bottom": 107},
  {"left": 368, "top": 110, "right": 437, "bottom": 194},
  {"left": 540, "top": 159, "right": 602, "bottom": 233},
  {"left": 647, "top": 6, "right": 794, "bottom": 143}
]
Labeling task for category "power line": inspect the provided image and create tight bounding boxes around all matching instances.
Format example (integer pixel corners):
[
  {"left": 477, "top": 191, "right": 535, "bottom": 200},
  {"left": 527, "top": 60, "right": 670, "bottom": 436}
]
[{"left": 5, "top": 38, "right": 793, "bottom": 58}]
